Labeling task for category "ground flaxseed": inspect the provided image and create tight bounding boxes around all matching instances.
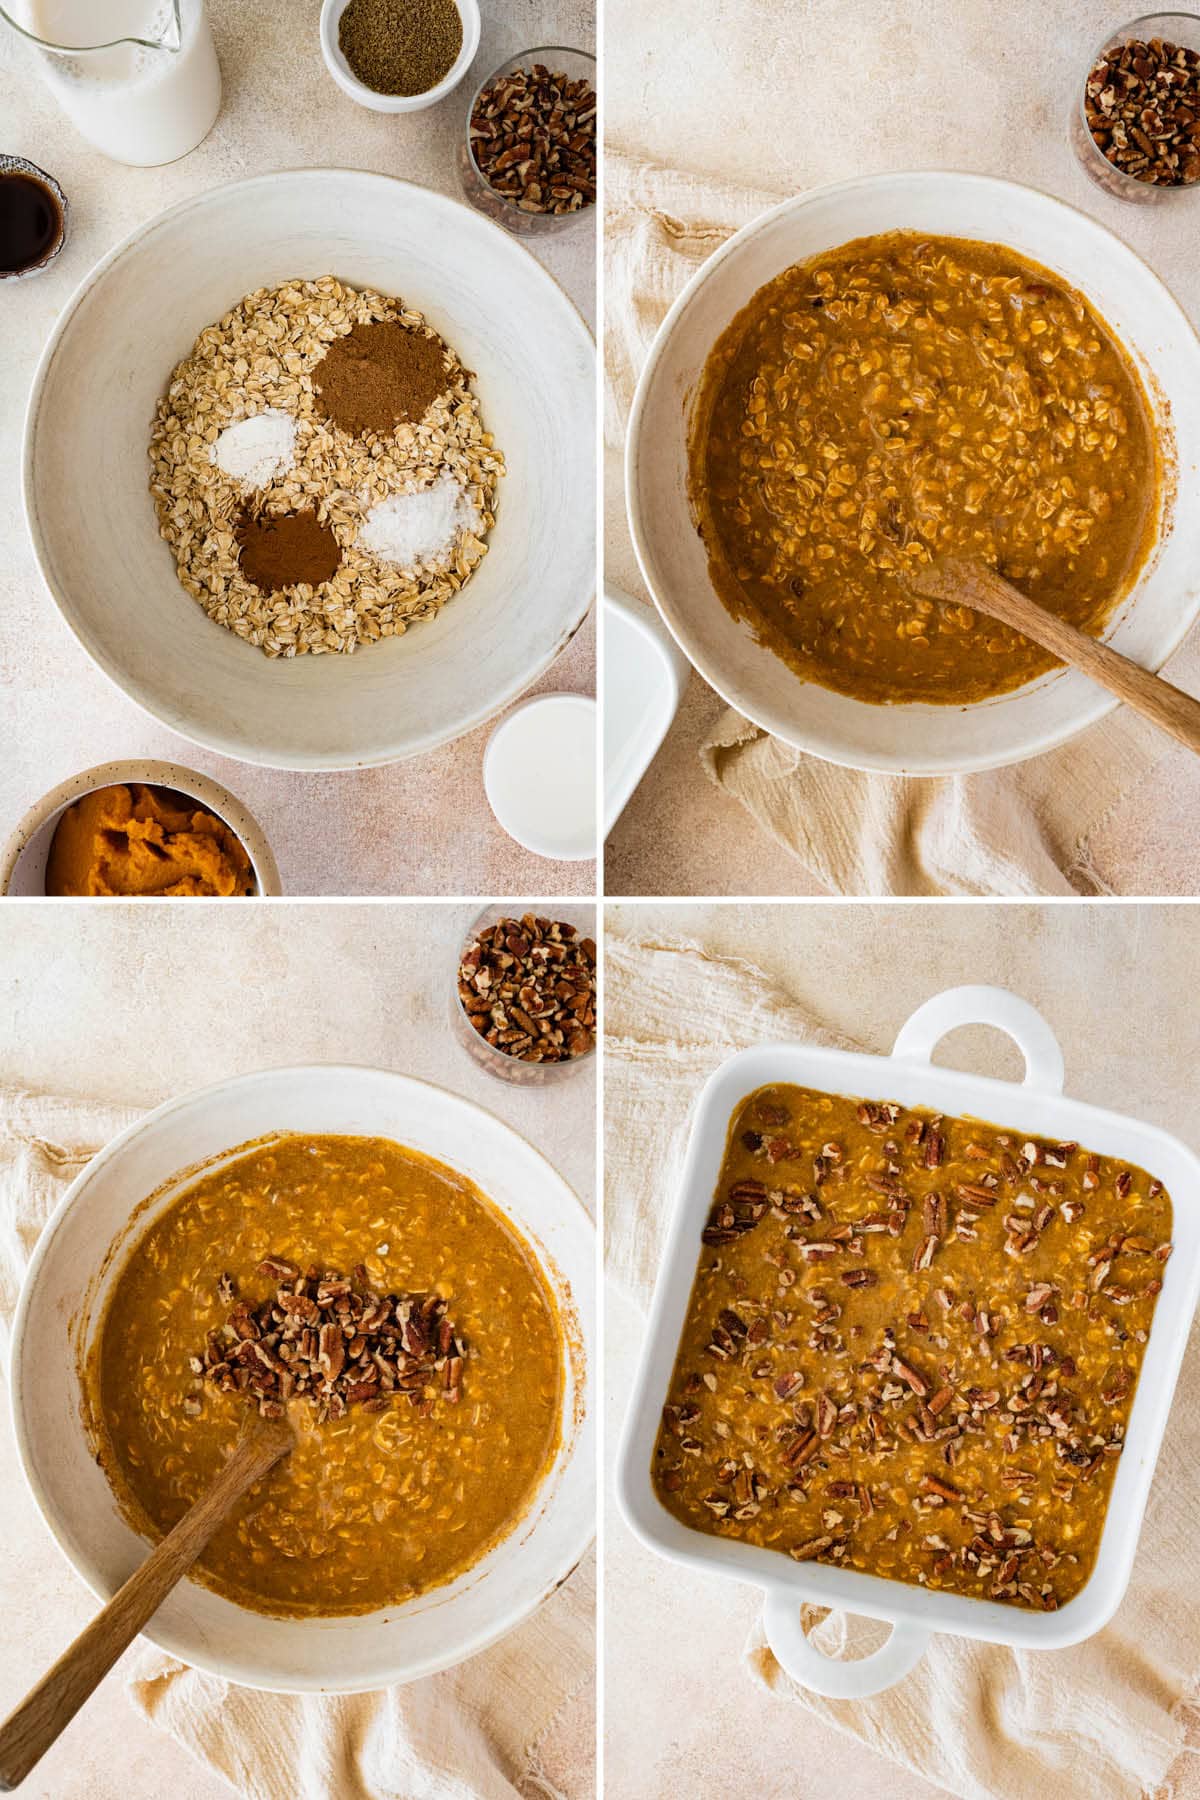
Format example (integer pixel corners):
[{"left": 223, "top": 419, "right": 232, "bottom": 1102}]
[{"left": 337, "top": 0, "right": 462, "bottom": 98}]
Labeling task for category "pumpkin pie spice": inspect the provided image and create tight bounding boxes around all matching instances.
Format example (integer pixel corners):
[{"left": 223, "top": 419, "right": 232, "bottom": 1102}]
[{"left": 313, "top": 318, "right": 451, "bottom": 438}]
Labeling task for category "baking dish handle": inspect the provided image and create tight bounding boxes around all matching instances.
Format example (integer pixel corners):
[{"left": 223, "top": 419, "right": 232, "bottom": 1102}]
[
  {"left": 761, "top": 1592, "right": 931, "bottom": 1698},
  {"left": 892, "top": 985, "right": 1065, "bottom": 1094}
]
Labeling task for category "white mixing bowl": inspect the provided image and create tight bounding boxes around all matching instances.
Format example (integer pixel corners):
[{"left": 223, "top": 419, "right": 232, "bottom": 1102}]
[
  {"left": 627, "top": 171, "right": 1200, "bottom": 775},
  {"left": 24, "top": 169, "right": 595, "bottom": 771},
  {"left": 11, "top": 1065, "right": 594, "bottom": 1692}
]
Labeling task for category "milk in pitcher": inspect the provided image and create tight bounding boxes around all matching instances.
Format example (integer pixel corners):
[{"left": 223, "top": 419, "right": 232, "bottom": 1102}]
[{"left": 13, "top": 0, "right": 221, "bottom": 165}]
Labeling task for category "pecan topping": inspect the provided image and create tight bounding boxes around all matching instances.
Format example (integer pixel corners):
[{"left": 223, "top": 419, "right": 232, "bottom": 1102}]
[
  {"left": 789, "top": 1534, "right": 833, "bottom": 1561},
  {"left": 955, "top": 1182, "right": 999, "bottom": 1207},
  {"left": 816, "top": 1391, "right": 839, "bottom": 1439},
  {"left": 891, "top": 1355, "right": 929, "bottom": 1398},
  {"left": 194, "top": 1263, "right": 466, "bottom": 1422},
  {"left": 921, "top": 1473, "right": 962, "bottom": 1502},
  {"left": 1084, "top": 37, "right": 1200, "bottom": 187}
]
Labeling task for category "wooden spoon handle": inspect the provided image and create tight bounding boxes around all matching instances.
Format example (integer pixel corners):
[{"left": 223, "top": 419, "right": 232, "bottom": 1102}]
[
  {"left": 915, "top": 560, "right": 1200, "bottom": 757},
  {"left": 0, "top": 1416, "right": 291, "bottom": 1791}
]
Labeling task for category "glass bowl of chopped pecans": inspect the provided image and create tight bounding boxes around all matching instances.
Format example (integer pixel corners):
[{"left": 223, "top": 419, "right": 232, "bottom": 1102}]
[
  {"left": 459, "top": 47, "right": 596, "bottom": 235},
  {"left": 1074, "top": 13, "right": 1200, "bottom": 201},
  {"left": 451, "top": 904, "right": 597, "bottom": 1084}
]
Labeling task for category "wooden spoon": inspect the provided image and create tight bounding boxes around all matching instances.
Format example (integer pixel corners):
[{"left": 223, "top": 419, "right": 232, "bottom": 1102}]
[
  {"left": 0, "top": 1410, "right": 293, "bottom": 1791},
  {"left": 912, "top": 558, "right": 1200, "bottom": 756}
]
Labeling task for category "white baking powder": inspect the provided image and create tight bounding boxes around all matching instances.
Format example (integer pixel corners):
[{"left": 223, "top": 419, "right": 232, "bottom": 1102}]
[
  {"left": 210, "top": 410, "right": 298, "bottom": 487},
  {"left": 359, "top": 475, "right": 482, "bottom": 572}
]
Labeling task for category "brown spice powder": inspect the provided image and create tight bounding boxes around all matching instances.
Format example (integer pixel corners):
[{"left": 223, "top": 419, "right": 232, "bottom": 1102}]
[
  {"left": 313, "top": 318, "right": 451, "bottom": 437},
  {"left": 235, "top": 505, "right": 342, "bottom": 593},
  {"left": 337, "top": 0, "right": 462, "bottom": 98}
]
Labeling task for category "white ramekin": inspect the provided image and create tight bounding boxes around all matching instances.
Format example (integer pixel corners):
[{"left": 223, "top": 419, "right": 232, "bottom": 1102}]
[
  {"left": 11, "top": 1063, "right": 595, "bottom": 1692},
  {"left": 617, "top": 985, "right": 1200, "bottom": 1698},
  {"left": 0, "top": 759, "right": 281, "bottom": 896},
  {"left": 483, "top": 693, "right": 597, "bottom": 861},
  {"left": 319, "top": 0, "right": 481, "bottom": 112}
]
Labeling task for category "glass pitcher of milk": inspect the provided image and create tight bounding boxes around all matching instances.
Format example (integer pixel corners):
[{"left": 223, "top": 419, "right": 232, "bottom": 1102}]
[{"left": 0, "top": 0, "right": 221, "bottom": 166}]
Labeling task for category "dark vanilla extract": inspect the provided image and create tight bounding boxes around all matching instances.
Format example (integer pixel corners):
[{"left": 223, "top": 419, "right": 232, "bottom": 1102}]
[{"left": 0, "top": 170, "right": 63, "bottom": 275}]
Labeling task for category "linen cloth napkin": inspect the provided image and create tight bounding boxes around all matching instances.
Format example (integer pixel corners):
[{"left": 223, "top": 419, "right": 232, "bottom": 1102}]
[
  {"left": 605, "top": 149, "right": 1200, "bottom": 896},
  {"left": 605, "top": 931, "right": 1200, "bottom": 1800},
  {"left": 0, "top": 1087, "right": 594, "bottom": 1800}
]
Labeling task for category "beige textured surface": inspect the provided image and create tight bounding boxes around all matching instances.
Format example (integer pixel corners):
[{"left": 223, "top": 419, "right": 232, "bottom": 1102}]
[
  {"left": 604, "top": 901, "right": 1200, "bottom": 1800},
  {"left": 1, "top": 0, "right": 595, "bottom": 897},
  {"left": 603, "top": 0, "right": 1200, "bottom": 898},
  {"left": 0, "top": 900, "right": 595, "bottom": 1800}
]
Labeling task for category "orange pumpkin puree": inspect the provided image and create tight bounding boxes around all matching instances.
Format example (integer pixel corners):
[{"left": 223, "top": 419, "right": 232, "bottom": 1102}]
[{"left": 46, "top": 783, "right": 254, "bottom": 897}]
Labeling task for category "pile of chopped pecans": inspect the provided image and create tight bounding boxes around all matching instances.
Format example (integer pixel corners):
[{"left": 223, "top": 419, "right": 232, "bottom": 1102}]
[
  {"left": 469, "top": 64, "right": 596, "bottom": 215},
  {"left": 190, "top": 1260, "right": 466, "bottom": 1422},
  {"left": 1084, "top": 36, "right": 1200, "bottom": 185},
  {"left": 458, "top": 914, "right": 596, "bottom": 1062}
]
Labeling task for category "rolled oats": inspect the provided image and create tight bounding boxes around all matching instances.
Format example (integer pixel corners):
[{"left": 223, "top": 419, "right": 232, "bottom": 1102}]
[{"left": 148, "top": 276, "right": 505, "bottom": 658}]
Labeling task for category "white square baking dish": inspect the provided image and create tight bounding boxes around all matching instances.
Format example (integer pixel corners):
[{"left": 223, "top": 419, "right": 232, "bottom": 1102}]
[{"left": 616, "top": 985, "right": 1200, "bottom": 1698}]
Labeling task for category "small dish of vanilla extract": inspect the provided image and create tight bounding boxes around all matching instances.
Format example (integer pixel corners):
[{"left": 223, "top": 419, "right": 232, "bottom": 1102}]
[{"left": 0, "top": 155, "right": 66, "bottom": 280}]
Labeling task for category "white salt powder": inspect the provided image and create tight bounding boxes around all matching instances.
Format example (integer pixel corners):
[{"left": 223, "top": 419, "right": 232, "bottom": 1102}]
[
  {"left": 210, "top": 409, "right": 297, "bottom": 487},
  {"left": 359, "top": 474, "right": 482, "bottom": 572}
]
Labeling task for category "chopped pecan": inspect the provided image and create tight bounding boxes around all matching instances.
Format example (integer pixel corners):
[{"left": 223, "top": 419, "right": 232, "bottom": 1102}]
[
  {"left": 457, "top": 915, "right": 595, "bottom": 1063},
  {"left": 789, "top": 1534, "right": 833, "bottom": 1561},
  {"left": 195, "top": 1263, "right": 465, "bottom": 1423}
]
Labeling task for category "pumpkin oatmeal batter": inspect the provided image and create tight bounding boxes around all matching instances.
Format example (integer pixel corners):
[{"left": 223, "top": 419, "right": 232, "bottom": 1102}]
[
  {"left": 689, "top": 233, "right": 1161, "bottom": 705},
  {"left": 653, "top": 1085, "right": 1172, "bottom": 1610},
  {"left": 85, "top": 1134, "right": 563, "bottom": 1617}
]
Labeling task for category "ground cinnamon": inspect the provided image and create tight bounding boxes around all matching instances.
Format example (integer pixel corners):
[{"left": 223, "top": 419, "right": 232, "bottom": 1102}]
[
  {"left": 313, "top": 319, "right": 450, "bottom": 437},
  {"left": 235, "top": 505, "right": 342, "bottom": 592}
]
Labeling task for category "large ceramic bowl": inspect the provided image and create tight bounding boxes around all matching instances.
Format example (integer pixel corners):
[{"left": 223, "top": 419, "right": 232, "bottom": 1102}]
[
  {"left": 627, "top": 171, "right": 1200, "bottom": 775},
  {"left": 24, "top": 169, "right": 595, "bottom": 771},
  {"left": 11, "top": 1065, "right": 594, "bottom": 1692}
]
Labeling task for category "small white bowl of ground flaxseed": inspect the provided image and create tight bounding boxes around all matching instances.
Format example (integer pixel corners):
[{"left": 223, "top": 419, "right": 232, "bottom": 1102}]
[{"left": 319, "top": 0, "right": 481, "bottom": 112}]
